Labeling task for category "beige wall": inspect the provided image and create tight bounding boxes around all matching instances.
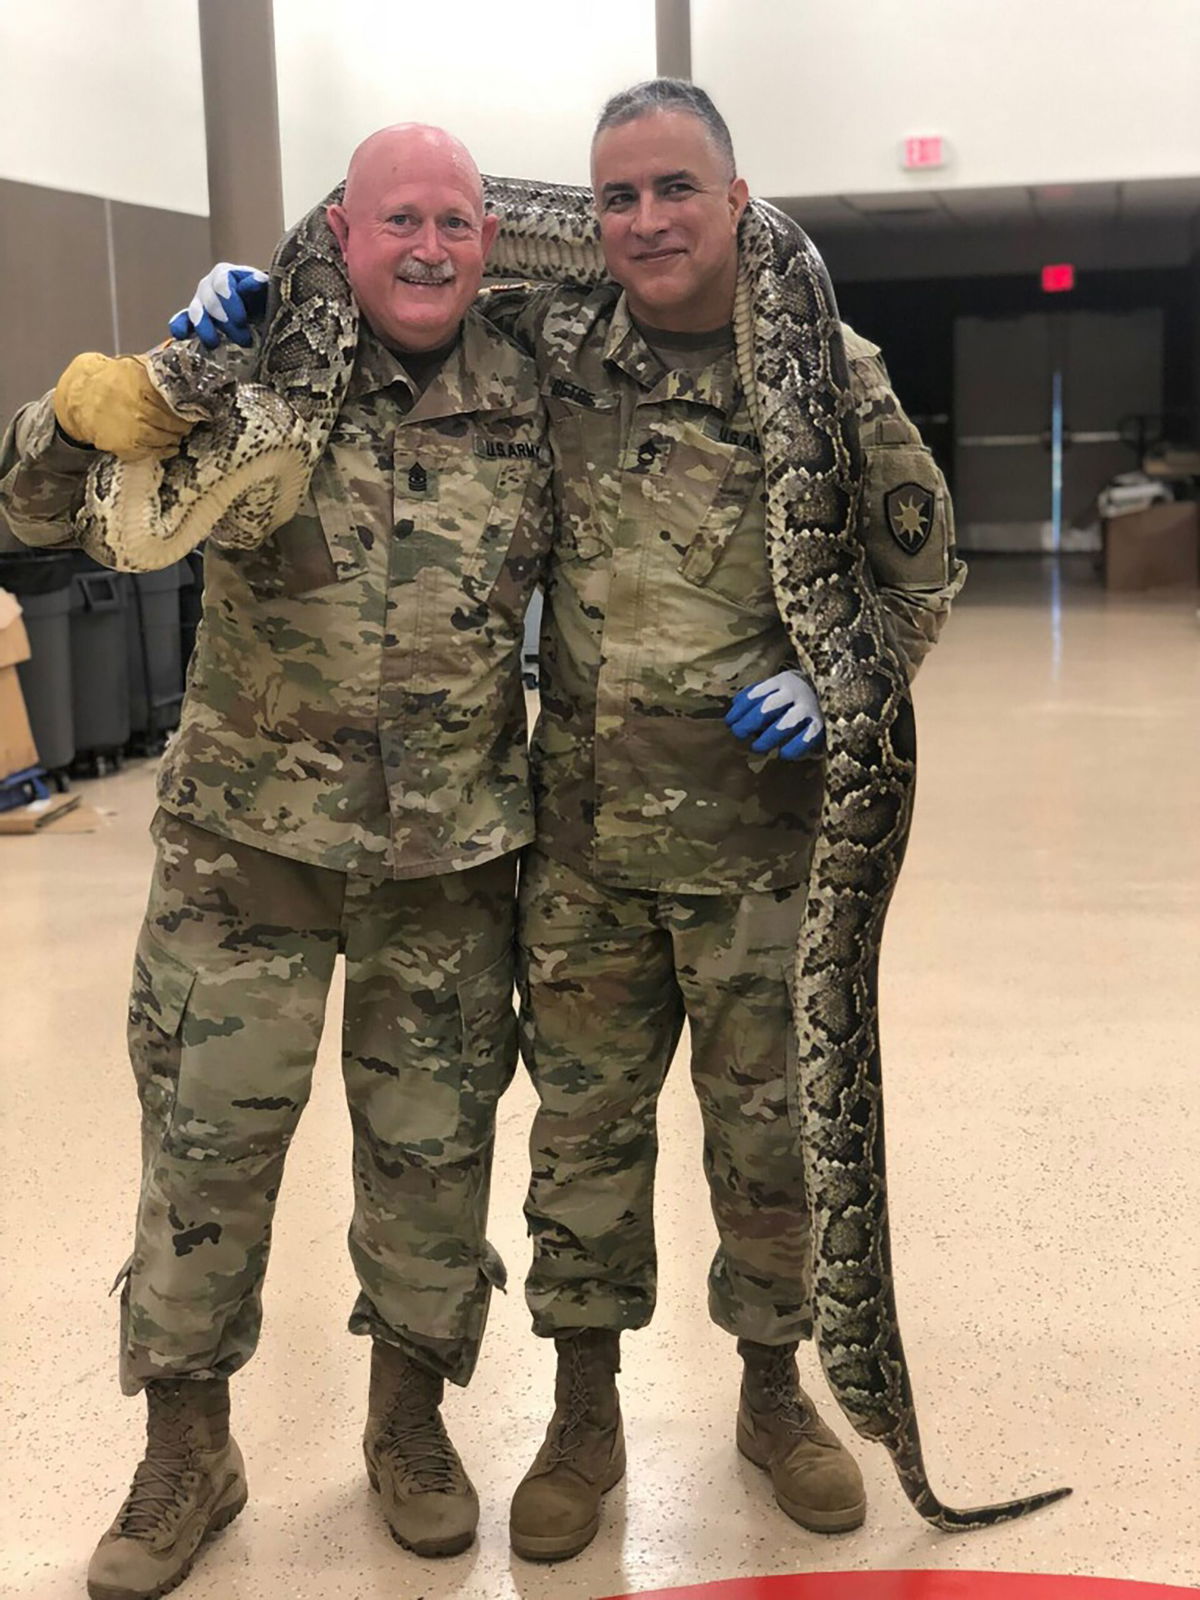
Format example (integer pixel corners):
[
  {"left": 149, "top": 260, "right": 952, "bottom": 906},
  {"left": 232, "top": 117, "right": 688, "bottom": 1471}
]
[
  {"left": 0, "top": 0, "right": 208, "bottom": 214},
  {"left": 0, "top": 177, "right": 211, "bottom": 544}
]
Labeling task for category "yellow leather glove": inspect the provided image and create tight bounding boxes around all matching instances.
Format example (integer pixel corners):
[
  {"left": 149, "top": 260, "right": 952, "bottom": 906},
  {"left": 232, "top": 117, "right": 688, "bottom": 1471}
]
[{"left": 52, "top": 352, "right": 195, "bottom": 460}]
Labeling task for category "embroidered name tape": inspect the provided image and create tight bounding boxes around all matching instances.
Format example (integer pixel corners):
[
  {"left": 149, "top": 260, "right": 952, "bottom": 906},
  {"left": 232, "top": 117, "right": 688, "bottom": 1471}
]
[
  {"left": 474, "top": 438, "right": 547, "bottom": 463},
  {"left": 549, "top": 378, "right": 599, "bottom": 408},
  {"left": 702, "top": 417, "right": 761, "bottom": 453},
  {"left": 719, "top": 423, "right": 761, "bottom": 453}
]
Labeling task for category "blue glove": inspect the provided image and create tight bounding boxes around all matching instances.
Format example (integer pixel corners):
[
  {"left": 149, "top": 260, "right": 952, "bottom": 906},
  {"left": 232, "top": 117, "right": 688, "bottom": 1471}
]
[
  {"left": 726, "top": 669, "right": 825, "bottom": 760},
  {"left": 168, "top": 263, "right": 268, "bottom": 349}
]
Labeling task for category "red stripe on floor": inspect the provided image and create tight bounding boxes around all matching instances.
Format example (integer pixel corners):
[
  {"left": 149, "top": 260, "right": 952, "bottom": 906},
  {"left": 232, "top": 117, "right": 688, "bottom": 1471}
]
[{"left": 598, "top": 1574, "right": 1192, "bottom": 1600}]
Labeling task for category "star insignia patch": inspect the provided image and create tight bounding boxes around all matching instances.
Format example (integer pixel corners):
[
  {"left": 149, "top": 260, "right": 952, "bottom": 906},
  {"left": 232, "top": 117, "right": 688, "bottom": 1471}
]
[{"left": 884, "top": 482, "right": 935, "bottom": 554}]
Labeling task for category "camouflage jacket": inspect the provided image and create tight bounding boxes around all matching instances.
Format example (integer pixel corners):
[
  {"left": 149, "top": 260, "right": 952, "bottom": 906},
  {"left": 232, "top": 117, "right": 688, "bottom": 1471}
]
[
  {"left": 0, "top": 311, "right": 552, "bottom": 877},
  {"left": 483, "top": 285, "right": 966, "bottom": 894}
]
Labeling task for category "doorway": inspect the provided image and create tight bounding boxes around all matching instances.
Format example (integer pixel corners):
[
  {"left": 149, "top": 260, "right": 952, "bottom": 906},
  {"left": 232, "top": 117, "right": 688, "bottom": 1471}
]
[{"left": 953, "top": 309, "right": 1163, "bottom": 552}]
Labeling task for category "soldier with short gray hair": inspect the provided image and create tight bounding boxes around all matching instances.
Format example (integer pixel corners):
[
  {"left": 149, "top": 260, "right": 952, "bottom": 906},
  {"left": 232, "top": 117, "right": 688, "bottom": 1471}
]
[{"left": 482, "top": 79, "right": 965, "bottom": 1561}]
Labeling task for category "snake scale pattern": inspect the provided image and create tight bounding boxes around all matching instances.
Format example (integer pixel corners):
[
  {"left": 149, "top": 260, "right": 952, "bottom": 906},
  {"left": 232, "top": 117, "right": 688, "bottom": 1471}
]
[{"left": 78, "top": 175, "right": 1069, "bottom": 1529}]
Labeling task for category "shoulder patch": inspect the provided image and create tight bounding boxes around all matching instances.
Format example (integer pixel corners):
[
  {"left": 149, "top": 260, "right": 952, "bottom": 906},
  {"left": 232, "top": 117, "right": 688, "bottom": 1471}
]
[{"left": 884, "top": 481, "right": 935, "bottom": 554}]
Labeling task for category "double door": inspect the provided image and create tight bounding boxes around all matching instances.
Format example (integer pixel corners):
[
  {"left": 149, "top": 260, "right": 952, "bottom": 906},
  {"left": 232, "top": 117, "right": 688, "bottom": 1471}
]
[{"left": 953, "top": 309, "right": 1162, "bottom": 552}]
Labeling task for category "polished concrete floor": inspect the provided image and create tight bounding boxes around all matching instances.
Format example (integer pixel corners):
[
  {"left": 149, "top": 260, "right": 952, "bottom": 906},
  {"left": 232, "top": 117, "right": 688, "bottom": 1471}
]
[{"left": 2, "top": 558, "right": 1197, "bottom": 1598}]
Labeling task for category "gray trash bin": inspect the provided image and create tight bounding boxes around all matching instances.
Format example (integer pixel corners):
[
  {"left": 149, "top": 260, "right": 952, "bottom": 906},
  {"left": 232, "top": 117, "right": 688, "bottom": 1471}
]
[
  {"left": 126, "top": 563, "right": 186, "bottom": 751},
  {"left": 70, "top": 557, "right": 130, "bottom": 775},
  {"left": 0, "top": 549, "right": 75, "bottom": 784},
  {"left": 179, "top": 551, "right": 204, "bottom": 675},
  {"left": 522, "top": 585, "right": 544, "bottom": 690}
]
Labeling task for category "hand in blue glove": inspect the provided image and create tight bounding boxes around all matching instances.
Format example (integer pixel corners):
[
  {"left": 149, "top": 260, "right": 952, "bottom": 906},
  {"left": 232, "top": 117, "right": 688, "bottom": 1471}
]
[
  {"left": 725, "top": 669, "right": 825, "bottom": 760},
  {"left": 168, "top": 263, "right": 268, "bottom": 349}
]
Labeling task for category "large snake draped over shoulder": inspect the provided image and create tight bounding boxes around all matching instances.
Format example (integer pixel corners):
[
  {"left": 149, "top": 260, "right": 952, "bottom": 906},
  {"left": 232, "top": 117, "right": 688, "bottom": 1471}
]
[{"left": 77, "top": 178, "right": 1070, "bottom": 1529}]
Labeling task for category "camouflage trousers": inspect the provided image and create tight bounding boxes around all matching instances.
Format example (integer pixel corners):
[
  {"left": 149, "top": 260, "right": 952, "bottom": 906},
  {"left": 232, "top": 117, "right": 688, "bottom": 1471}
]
[
  {"left": 117, "top": 809, "right": 517, "bottom": 1395},
  {"left": 517, "top": 849, "right": 813, "bottom": 1347}
]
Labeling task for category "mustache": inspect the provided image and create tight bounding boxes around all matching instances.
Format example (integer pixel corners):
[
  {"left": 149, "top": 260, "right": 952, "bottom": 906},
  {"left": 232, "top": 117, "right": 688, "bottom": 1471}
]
[{"left": 396, "top": 259, "right": 456, "bottom": 285}]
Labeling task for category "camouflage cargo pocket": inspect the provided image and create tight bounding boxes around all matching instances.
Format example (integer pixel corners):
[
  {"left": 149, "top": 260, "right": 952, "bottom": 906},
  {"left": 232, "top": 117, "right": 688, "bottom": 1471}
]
[
  {"left": 672, "top": 427, "right": 774, "bottom": 614},
  {"left": 350, "top": 951, "right": 517, "bottom": 1155},
  {"left": 460, "top": 456, "right": 541, "bottom": 600},
  {"left": 455, "top": 950, "right": 518, "bottom": 1150},
  {"left": 543, "top": 384, "right": 619, "bottom": 562},
  {"left": 127, "top": 925, "right": 196, "bottom": 1128},
  {"left": 220, "top": 454, "right": 371, "bottom": 600},
  {"left": 781, "top": 952, "right": 805, "bottom": 1133},
  {"left": 386, "top": 415, "right": 544, "bottom": 600}
]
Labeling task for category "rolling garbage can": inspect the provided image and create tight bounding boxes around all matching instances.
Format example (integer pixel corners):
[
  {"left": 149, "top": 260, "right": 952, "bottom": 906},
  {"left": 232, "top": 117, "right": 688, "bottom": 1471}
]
[
  {"left": 126, "top": 562, "right": 186, "bottom": 752},
  {"left": 179, "top": 550, "right": 204, "bottom": 675},
  {"left": 0, "top": 548, "right": 75, "bottom": 786},
  {"left": 69, "top": 554, "right": 130, "bottom": 775},
  {"left": 522, "top": 585, "right": 544, "bottom": 690}
]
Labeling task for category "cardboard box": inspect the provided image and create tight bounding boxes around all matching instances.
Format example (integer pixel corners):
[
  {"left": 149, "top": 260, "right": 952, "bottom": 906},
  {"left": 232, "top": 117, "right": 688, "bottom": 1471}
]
[
  {"left": 1103, "top": 502, "right": 1200, "bottom": 592},
  {"left": 0, "top": 791, "right": 82, "bottom": 833},
  {"left": 0, "top": 587, "right": 39, "bottom": 781}
]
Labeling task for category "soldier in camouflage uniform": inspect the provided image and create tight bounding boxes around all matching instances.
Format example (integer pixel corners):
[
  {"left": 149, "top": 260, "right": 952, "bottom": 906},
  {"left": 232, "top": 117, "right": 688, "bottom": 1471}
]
[
  {"left": 480, "top": 82, "right": 967, "bottom": 1562},
  {"left": 0, "top": 124, "right": 551, "bottom": 1598},
  {"left": 172, "top": 84, "right": 965, "bottom": 1565}
]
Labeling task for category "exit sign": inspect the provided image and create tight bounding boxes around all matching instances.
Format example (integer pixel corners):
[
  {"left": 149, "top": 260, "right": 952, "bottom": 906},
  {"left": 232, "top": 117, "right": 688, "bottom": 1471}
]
[
  {"left": 902, "top": 135, "right": 945, "bottom": 169},
  {"left": 1042, "top": 263, "right": 1076, "bottom": 293}
]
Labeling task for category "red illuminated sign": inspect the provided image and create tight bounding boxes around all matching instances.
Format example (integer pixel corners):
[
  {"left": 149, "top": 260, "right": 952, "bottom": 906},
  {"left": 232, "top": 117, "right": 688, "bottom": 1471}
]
[
  {"left": 903, "top": 135, "right": 945, "bottom": 169},
  {"left": 1042, "top": 263, "right": 1076, "bottom": 293}
]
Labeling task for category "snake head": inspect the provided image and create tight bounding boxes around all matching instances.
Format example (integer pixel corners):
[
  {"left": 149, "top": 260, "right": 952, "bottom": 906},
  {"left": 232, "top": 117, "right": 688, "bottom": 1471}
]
[{"left": 142, "top": 339, "right": 244, "bottom": 425}]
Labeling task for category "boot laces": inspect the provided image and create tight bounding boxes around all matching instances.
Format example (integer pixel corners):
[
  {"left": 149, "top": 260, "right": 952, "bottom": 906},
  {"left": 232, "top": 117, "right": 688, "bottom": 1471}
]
[
  {"left": 115, "top": 1397, "right": 197, "bottom": 1540},
  {"left": 545, "top": 1339, "right": 603, "bottom": 1469},
  {"left": 376, "top": 1369, "right": 464, "bottom": 1495},
  {"left": 755, "top": 1350, "right": 814, "bottom": 1433}
]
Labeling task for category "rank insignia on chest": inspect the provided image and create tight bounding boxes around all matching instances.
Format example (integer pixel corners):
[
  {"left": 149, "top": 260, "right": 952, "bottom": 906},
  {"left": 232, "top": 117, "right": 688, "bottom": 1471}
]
[
  {"left": 405, "top": 461, "right": 437, "bottom": 498},
  {"left": 884, "top": 482, "right": 935, "bottom": 553}
]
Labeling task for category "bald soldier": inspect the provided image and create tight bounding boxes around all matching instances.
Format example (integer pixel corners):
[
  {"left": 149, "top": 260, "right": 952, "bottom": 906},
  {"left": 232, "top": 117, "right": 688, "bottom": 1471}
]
[{"left": 0, "top": 124, "right": 551, "bottom": 1596}]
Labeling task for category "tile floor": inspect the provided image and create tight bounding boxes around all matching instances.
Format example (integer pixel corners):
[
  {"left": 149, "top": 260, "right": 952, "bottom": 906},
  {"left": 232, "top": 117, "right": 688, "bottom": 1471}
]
[{"left": 2, "top": 557, "right": 1197, "bottom": 1598}]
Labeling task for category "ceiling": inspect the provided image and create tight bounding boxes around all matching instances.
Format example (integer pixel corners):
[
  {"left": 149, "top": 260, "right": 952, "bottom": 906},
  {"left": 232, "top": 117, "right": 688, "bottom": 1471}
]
[
  {"left": 774, "top": 175, "right": 1200, "bottom": 236},
  {"left": 769, "top": 177, "right": 1200, "bottom": 281}
]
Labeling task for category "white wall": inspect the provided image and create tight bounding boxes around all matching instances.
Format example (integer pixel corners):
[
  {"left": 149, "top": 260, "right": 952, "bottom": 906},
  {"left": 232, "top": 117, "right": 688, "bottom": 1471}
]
[
  {"left": 692, "top": 0, "right": 1200, "bottom": 198},
  {"left": 273, "top": 0, "right": 658, "bottom": 221},
  {"left": 5, "top": 2, "right": 1194, "bottom": 227},
  {"left": 0, "top": 0, "right": 208, "bottom": 213}
]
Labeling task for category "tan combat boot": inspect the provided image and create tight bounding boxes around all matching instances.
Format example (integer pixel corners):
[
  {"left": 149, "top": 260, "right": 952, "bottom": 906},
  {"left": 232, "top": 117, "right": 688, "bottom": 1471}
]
[
  {"left": 86, "top": 1379, "right": 247, "bottom": 1600},
  {"left": 362, "top": 1339, "right": 478, "bottom": 1558},
  {"left": 510, "top": 1329, "right": 625, "bottom": 1562},
  {"left": 737, "top": 1339, "right": 866, "bottom": 1533}
]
